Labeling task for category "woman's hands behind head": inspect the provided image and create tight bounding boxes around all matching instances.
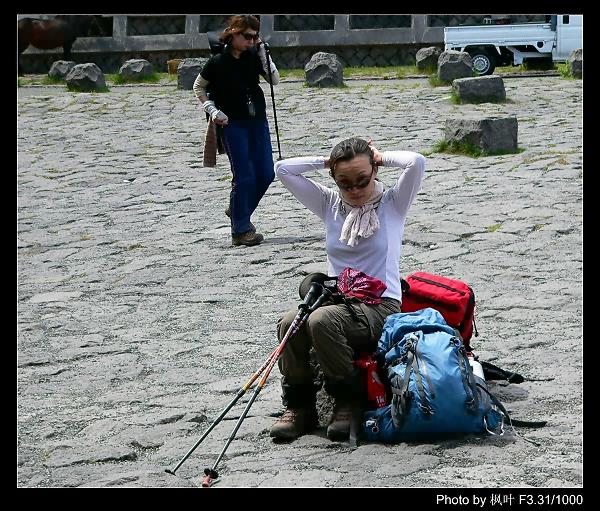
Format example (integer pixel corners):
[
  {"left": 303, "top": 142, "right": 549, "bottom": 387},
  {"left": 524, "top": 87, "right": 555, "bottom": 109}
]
[{"left": 367, "top": 139, "right": 384, "bottom": 166}]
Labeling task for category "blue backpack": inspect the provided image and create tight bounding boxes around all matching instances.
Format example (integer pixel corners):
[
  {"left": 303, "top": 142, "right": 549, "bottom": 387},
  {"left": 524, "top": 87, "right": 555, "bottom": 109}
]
[{"left": 362, "top": 308, "right": 505, "bottom": 443}]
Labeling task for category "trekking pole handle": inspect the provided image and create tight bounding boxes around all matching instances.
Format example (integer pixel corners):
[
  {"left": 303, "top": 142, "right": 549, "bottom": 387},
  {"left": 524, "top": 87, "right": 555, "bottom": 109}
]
[
  {"left": 299, "top": 282, "right": 323, "bottom": 311},
  {"left": 309, "top": 287, "right": 332, "bottom": 311}
]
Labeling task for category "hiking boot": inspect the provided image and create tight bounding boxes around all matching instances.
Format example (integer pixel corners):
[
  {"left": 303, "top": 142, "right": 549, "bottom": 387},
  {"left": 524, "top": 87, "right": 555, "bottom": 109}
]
[
  {"left": 225, "top": 207, "right": 255, "bottom": 232},
  {"left": 327, "top": 401, "right": 354, "bottom": 441},
  {"left": 270, "top": 407, "right": 318, "bottom": 441},
  {"left": 232, "top": 231, "right": 264, "bottom": 247}
]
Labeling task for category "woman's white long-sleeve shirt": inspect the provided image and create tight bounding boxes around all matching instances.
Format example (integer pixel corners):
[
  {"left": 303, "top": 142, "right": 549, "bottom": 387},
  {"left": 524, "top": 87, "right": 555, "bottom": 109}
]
[{"left": 274, "top": 151, "right": 425, "bottom": 301}]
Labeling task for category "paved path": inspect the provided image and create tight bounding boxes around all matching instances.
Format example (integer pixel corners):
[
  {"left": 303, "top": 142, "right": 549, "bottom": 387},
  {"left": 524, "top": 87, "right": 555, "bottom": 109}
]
[{"left": 17, "top": 76, "right": 582, "bottom": 488}]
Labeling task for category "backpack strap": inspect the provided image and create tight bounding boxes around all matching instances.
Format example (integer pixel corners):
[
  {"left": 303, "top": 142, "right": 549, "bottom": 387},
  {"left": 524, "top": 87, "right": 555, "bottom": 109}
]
[
  {"left": 412, "top": 336, "right": 435, "bottom": 416},
  {"left": 480, "top": 360, "right": 525, "bottom": 383},
  {"left": 342, "top": 296, "right": 361, "bottom": 322},
  {"left": 476, "top": 382, "right": 543, "bottom": 447},
  {"left": 391, "top": 334, "right": 435, "bottom": 418},
  {"left": 399, "top": 350, "right": 414, "bottom": 414},
  {"left": 480, "top": 360, "right": 555, "bottom": 384},
  {"left": 410, "top": 347, "right": 433, "bottom": 416},
  {"left": 457, "top": 345, "right": 479, "bottom": 412},
  {"left": 390, "top": 349, "right": 415, "bottom": 429},
  {"left": 330, "top": 292, "right": 362, "bottom": 322},
  {"left": 510, "top": 419, "right": 548, "bottom": 428}
]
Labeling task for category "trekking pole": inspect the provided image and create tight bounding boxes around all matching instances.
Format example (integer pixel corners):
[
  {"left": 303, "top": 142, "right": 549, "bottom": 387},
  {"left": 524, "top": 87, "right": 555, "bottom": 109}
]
[
  {"left": 164, "top": 282, "right": 324, "bottom": 477},
  {"left": 201, "top": 284, "right": 332, "bottom": 487},
  {"left": 164, "top": 346, "right": 279, "bottom": 476},
  {"left": 263, "top": 42, "right": 282, "bottom": 160}
]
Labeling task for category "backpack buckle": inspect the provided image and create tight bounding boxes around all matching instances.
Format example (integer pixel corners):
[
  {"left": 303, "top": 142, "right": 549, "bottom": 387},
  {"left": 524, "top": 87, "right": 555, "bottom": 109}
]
[{"left": 365, "top": 419, "right": 380, "bottom": 434}]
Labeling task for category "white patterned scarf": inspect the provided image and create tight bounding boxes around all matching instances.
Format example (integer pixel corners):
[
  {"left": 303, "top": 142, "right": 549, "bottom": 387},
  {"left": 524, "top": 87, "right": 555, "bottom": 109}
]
[{"left": 339, "top": 180, "right": 384, "bottom": 247}]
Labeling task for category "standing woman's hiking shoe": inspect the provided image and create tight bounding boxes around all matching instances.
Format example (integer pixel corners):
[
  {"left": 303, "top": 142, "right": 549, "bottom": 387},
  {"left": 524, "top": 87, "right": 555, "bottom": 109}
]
[
  {"left": 270, "top": 407, "right": 318, "bottom": 441},
  {"left": 225, "top": 207, "right": 255, "bottom": 232},
  {"left": 232, "top": 231, "right": 264, "bottom": 246}
]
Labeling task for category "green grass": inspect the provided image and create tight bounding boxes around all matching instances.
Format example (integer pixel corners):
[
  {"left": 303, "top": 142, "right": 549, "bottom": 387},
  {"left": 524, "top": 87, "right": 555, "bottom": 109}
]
[
  {"left": 449, "top": 91, "right": 460, "bottom": 104},
  {"left": 495, "top": 65, "right": 531, "bottom": 74},
  {"left": 108, "top": 72, "right": 162, "bottom": 85},
  {"left": 428, "top": 75, "right": 450, "bottom": 87},
  {"left": 434, "top": 139, "right": 483, "bottom": 157},
  {"left": 304, "top": 82, "right": 348, "bottom": 89},
  {"left": 428, "top": 63, "right": 561, "bottom": 86},
  {"left": 432, "top": 139, "right": 525, "bottom": 158},
  {"left": 67, "top": 84, "right": 110, "bottom": 93},
  {"left": 279, "top": 65, "right": 422, "bottom": 81},
  {"left": 556, "top": 63, "right": 578, "bottom": 79},
  {"left": 18, "top": 75, "right": 69, "bottom": 85},
  {"left": 486, "top": 223, "right": 503, "bottom": 233},
  {"left": 278, "top": 68, "right": 305, "bottom": 80},
  {"left": 42, "top": 76, "right": 65, "bottom": 85},
  {"left": 107, "top": 72, "right": 175, "bottom": 84},
  {"left": 343, "top": 65, "right": 421, "bottom": 78},
  {"left": 496, "top": 64, "right": 558, "bottom": 74},
  {"left": 18, "top": 75, "right": 57, "bottom": 87}
]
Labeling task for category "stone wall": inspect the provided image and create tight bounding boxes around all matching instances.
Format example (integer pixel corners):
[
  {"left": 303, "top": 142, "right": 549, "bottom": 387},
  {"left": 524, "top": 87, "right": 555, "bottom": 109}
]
[{"left": 18, "top": 14, "right": 548, "bottom": 74}]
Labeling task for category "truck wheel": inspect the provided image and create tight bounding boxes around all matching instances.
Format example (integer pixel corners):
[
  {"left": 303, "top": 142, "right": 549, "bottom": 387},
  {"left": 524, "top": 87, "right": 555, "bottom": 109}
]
[{"left": 468, "top": 49, "right": 496, "bottom": 76}]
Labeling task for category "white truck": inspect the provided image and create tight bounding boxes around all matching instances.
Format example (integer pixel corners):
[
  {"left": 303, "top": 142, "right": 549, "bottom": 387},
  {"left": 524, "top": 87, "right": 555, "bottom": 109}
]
[{"left": 444, "top": 14, "right": 583, "bottom": 75}]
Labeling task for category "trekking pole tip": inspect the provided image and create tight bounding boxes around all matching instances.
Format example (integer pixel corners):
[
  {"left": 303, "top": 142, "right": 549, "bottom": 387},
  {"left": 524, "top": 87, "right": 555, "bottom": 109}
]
[
  {"left": 202, "top": 468, "right": 219, "bottom": 487},
  {"left": 165, "top": 468, "right": 176, "bottom": 476}
]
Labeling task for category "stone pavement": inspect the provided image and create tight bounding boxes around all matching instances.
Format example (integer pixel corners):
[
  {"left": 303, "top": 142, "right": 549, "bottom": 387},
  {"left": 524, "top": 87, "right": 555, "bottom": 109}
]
[{"left": 17, "top": 75, "right": 582, "bottom": 488}]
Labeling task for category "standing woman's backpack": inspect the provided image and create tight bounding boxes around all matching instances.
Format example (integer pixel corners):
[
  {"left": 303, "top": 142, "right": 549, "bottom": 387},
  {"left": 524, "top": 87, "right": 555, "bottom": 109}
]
[{"left": 363, "top": 308, "right": 505, "bottom": 443}]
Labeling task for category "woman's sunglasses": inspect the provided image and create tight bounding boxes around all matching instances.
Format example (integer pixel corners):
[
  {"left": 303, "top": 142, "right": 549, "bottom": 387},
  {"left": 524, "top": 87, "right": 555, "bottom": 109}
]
[{"left": 240, "top": 32, "right": 259, "bottom": 41}]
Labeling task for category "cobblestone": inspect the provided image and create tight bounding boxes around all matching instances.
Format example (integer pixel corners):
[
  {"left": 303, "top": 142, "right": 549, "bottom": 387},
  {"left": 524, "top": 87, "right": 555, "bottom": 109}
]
[{"left": 17, "top": 75, "right": 582, "bottom": 487}]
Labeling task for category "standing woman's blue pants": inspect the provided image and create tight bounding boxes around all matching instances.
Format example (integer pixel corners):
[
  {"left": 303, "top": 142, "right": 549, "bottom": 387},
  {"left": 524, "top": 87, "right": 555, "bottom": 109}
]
[{"left": 221, "top": 118, "right": 275, "bottom": 235}]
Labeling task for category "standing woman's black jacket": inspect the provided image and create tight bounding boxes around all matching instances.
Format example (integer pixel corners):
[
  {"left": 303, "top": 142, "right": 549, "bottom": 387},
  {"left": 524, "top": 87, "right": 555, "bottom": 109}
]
[{"left": 200, "top": 47, "right": 268, "bottom": 121}]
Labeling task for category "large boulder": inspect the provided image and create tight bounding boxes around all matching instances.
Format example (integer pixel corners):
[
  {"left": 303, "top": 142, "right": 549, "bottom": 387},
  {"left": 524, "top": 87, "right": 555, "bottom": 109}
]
[
  {"left": 452, "top": 75, "right": 506, "bottom": 103},
  {"left": 568, "top": 48, "right": 582, "bottom": 78},
  {"left": 416, "top": 46, "right": 442, "bottom": 72},
  {"left": 119, "top": 59, "right": 154, "bottom": 80},
  {"left": 177, "top": 58, "right": 209, "bottom": 90},
  {"left": 438, "top": 50, "right": 472, "bottom": 83},
  {"left": 304, "top": 52, "right": 344, "bottom": 87},
  {"left": 445, "top": 116, "right": 518, "bottom": 154},
  {"left": 48, "top": 60, "right": 76, "bottom": 80},
  {"left": 65, "top": 63, "right": 106, "bottom": 91}
]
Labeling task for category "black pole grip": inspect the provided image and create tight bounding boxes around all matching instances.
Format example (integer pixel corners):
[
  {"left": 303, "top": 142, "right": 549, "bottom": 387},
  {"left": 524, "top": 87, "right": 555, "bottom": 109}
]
[{"left": 299, "top": 282, "right": 323, "bottom": 311}]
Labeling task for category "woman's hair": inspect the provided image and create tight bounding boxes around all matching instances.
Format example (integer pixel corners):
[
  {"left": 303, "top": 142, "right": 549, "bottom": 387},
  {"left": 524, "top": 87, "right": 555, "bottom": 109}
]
[
  {"left": 329, "top": 137, "right": 375, "bottom": 176},
  {"left": 220, "top": 15, "right": 260, "bottom": 44}
]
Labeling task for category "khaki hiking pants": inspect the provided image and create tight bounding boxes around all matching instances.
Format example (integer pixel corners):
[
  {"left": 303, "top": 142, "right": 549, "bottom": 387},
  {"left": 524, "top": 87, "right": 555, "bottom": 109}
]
[{"left": 277, "top": 297, "right": 401, "bottom": 384}]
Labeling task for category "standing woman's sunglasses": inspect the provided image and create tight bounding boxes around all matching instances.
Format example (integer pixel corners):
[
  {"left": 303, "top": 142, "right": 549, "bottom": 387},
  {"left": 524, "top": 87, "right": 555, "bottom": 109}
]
[{"left": 240, "top": 32, "right": 259, "bottom": 41}]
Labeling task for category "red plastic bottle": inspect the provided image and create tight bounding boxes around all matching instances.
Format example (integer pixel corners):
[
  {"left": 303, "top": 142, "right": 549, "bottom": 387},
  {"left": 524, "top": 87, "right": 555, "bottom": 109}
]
[{"left": 355, "top": 355, "right": 387, "bottom": 409}]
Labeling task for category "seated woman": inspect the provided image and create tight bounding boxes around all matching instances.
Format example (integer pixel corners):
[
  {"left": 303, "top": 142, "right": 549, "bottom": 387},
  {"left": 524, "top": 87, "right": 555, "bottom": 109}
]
[{"left": 270, "top": 137, "right": 426, "bottom": 441}]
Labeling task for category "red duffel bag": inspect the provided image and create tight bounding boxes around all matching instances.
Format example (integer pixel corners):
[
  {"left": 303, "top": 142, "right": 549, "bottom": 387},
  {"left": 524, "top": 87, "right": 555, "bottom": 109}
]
[{"left": 400, "top": 271, "right": 478, "bottom": 348}]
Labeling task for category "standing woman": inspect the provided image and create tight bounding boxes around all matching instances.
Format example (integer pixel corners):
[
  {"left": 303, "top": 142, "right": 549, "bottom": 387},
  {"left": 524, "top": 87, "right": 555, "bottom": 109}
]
[{"left": 193, "top": 15, "right": 280, "bottom": 246}]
